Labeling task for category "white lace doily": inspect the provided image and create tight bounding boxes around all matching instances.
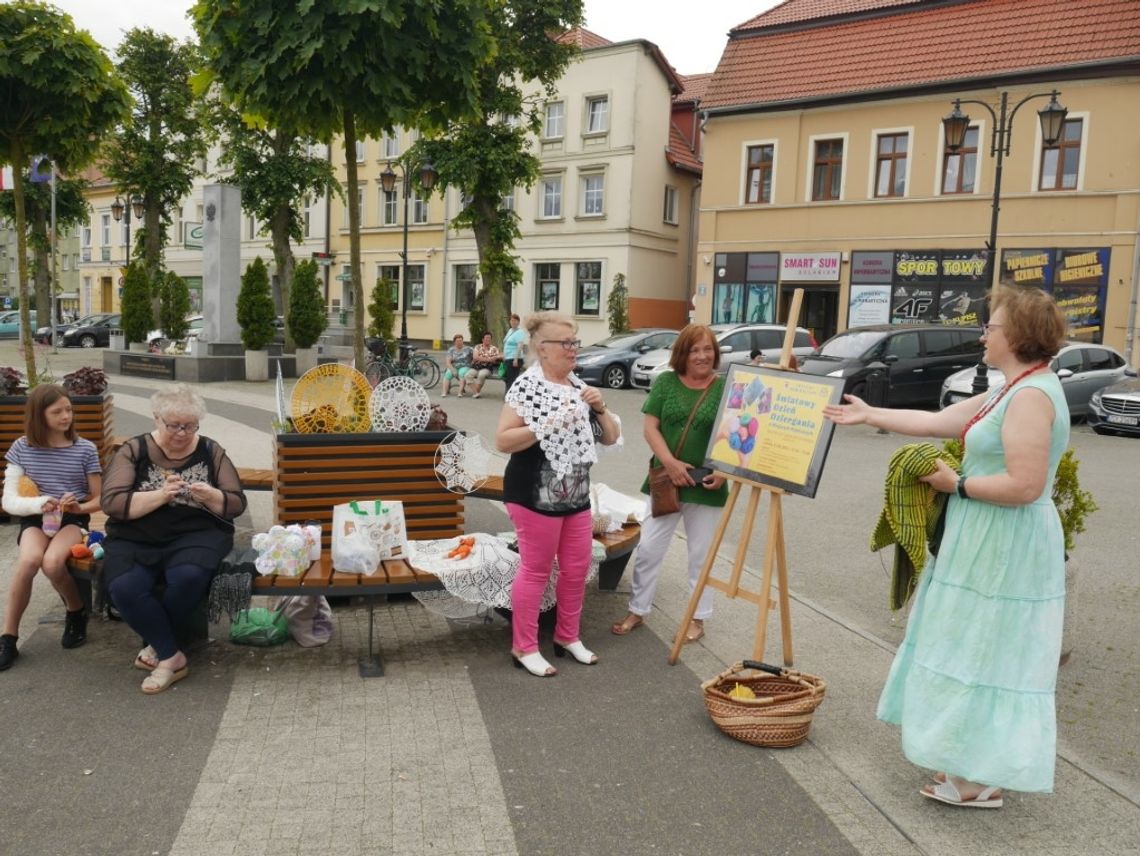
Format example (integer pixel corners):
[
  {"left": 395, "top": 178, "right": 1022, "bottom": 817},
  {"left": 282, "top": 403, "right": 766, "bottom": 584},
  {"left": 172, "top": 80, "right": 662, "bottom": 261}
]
[
  {"left": 407, "top": 533, "right": 602, "bottom": 613},
  {"left": 370, "top": 375, "right": 431, "bottom": 432},
  {"left": 505, "top": 366, "right": 598, "bottom": 477},
  {"left": 434, "top": 431, "right": 496, "bottom": 494}
]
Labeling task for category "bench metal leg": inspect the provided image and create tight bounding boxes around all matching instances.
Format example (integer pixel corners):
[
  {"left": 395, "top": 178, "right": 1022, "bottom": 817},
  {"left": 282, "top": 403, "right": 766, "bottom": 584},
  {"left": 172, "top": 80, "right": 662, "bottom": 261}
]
[
  {"left": 358, "top": 594, "right": 385, "bottom": 678},
  {"left": 598, "top": 553, "right": 633, "bottom": 591}
]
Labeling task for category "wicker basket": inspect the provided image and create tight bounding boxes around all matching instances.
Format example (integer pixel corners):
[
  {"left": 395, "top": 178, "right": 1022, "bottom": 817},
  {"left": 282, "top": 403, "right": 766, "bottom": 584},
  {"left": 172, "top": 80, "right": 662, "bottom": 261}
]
[{"left": 701, "top": 661, "right": 827, "bottom": 748}]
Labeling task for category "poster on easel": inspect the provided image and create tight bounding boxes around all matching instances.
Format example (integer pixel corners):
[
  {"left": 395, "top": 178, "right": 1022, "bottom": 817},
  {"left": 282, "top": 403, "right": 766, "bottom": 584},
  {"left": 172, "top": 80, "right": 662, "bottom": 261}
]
[{"left": 704, "top": 364, "right": 845, "bottom": 498}]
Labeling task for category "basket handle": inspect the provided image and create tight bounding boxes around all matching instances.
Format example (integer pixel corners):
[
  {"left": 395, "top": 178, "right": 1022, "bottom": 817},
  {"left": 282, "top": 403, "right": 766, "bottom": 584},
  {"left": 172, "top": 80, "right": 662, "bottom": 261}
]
[{"left": 742, "top": 660, "right": 784, "bottom": 676}]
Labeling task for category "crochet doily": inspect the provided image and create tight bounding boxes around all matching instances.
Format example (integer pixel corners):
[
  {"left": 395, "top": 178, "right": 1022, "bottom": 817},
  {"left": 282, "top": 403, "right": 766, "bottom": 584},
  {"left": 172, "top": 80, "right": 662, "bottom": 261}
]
[
  {"left": 434, "top": 431, "right": 496, "bottom": 494},
  {"left": 504, "top": 366, "right": 598, "bottom": 477},
  {"left": 370, "top": 375, "right": 431, "bottom": 432},
  {"left": 290, "top": 364, "right": 371, "bottom": 433}
]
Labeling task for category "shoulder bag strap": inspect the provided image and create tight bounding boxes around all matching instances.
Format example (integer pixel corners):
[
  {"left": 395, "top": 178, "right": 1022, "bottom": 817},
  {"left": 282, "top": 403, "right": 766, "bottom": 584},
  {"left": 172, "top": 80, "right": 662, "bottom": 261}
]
[{"left": 668, "top": 381, "right": 716, "bottom": 458}]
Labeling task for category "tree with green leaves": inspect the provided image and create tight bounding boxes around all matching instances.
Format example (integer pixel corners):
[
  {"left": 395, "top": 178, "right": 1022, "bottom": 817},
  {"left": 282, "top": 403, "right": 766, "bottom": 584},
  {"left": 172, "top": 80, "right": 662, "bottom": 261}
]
[
  {"left": 288, "top": 259, "right": 327, "bottom": 349},
  {"left": 467, "top": 290, "right": 488, "bottom": 345},
  {"left": 237, "top": 257, "right": 277, "bottom": 351},
  {"left": 214, "top": 107, "right": 340, "bottom": 348},
  {"left": 0, "top": 176, "right": 90, "bottom": 323},
  {"left": 102, "top": 28, "right": 208, "bottom": 281},
  {"left": 0, "top": 1, "right": 129, "bottom": 380},
  {"left": 158, "top": 271, "right": 192, "bottom": 343},
  {"left": 412, "top": 0, "right": 583, "bottom": 345},
  {"left": 119, "top": 262, "right": 154, "bottom": 345},
  {"left": 194, "top": 0, "right": 495, "bottom": 368},
  {"left": 367, "top": 277, "right": 397, "bottom": 349},
  {"left": 607, "top": 273, "right": 630, "bottom": 335}
]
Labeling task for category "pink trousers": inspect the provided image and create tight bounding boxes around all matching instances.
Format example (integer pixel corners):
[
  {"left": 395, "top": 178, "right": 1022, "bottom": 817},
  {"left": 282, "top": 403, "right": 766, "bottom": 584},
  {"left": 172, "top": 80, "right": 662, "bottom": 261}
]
[{"left": 506, "top": 504, "right": 594, "bottom": 654}]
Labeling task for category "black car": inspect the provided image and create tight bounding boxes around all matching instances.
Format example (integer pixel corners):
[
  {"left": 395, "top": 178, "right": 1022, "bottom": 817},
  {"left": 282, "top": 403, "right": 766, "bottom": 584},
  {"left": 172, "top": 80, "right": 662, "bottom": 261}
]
[
  {"left": 798, "top": 323, "right": 984, "bottom": 407},
  {"left": 35, "top": 313, "right": 117, "bottom": 345},
  {"left": 60, "top": 314, "right": 121, "bottom": 348},
  {"left": 573, "top": 328, "right": 679, "bottom": 388}
]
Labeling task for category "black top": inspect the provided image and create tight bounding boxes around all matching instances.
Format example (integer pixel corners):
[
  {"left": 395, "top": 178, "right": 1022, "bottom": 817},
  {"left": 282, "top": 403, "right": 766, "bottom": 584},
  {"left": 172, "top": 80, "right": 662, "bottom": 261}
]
[{"left": 502, "top": 439, "right": 592, "bottom": 516}]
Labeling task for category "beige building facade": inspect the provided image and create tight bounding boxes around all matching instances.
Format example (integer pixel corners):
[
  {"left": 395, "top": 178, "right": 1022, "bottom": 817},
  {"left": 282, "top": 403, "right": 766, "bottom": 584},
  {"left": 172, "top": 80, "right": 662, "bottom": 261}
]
[{"left": 696, "top": 0, "right": 1140, "bottom": 365}]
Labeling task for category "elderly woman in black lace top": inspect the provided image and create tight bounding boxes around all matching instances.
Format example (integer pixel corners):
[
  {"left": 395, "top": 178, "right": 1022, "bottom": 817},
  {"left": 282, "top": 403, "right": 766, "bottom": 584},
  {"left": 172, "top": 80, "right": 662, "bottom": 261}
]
[{"left": 101, "top": 384, "right": 246, "bottom": 694}]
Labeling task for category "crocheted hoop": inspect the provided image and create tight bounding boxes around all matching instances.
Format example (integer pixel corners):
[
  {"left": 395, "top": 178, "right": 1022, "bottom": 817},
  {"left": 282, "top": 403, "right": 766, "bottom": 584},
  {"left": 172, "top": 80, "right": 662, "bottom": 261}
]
[
  {"left": 290, "top": 364, "right": 372, "bottom": 433},
  {"left": 433, "top": 431, "right": 494, "bottom": 494},
  {"left": 369, "top": 375, "right": 431, "bottom": 432}
]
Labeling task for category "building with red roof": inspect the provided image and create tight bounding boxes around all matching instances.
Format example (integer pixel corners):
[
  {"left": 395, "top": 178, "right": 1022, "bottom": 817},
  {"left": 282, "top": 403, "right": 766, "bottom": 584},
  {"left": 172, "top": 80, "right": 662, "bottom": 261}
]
[{"left": 694, "top": 0, "right": 1140, "bottom": 360}]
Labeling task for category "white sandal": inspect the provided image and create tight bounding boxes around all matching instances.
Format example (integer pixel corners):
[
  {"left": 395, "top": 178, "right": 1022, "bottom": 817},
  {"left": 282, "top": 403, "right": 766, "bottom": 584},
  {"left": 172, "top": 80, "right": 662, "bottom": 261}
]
[
  {"left": 512, "top": 651, "right": 557, "bottom": 677},
  {"left": 553, "top": 639, "right": 598, "bottom": 665},
  {"left": 921, "top": 777, "right": 1003, "bottom": 809}
]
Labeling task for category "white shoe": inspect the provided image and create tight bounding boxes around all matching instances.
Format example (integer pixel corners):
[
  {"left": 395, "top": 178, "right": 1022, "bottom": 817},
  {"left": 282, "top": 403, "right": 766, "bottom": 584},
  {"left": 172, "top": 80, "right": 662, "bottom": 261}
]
[
  {"left": 553, "top": 639, "right": 598, "bottom": 665},
  {"left": 512, "top": 651, "right": 557, "bottom": 677}
]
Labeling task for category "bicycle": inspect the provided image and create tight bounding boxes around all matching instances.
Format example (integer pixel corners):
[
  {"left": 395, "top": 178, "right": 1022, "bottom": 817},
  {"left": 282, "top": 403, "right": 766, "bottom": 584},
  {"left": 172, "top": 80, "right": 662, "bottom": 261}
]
[{"left": 363, "top": 338, "right": 441, "bottom": 390}]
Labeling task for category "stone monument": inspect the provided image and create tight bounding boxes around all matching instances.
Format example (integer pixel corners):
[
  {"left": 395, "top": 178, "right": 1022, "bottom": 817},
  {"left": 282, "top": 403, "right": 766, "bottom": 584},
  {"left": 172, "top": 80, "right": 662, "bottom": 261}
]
[{"left": 201, "top": 183, "right": 243, "bottom": 354}]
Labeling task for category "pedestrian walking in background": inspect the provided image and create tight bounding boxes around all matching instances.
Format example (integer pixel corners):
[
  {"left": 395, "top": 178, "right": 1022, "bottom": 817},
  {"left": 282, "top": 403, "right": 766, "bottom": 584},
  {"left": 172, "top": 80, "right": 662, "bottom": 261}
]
[{"left": 825, "top": 287, "right": 1070, "bottom": 808}]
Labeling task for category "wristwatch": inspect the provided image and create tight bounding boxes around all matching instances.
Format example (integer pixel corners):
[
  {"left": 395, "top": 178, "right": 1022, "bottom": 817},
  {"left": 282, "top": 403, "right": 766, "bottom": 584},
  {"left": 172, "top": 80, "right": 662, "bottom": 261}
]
[{"left": 956, "top": 476, "right": 969, "bottom": 499}]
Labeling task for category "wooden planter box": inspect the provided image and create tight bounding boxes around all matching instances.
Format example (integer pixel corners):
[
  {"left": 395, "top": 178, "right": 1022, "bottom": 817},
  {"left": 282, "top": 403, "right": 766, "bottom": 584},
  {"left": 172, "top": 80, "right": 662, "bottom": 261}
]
[
  {"left": 0, "top": 394, "right": 115, "bottom": 515},
  {"left": 274, "top": 430, "right": 464, "bottom": 549}
]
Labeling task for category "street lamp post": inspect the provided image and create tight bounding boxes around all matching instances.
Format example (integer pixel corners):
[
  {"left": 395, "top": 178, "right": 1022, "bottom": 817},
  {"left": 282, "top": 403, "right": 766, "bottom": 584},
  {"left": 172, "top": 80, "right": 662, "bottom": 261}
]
[
  {"left": 380, "top": 160, "right": 438, "bottom": 361},
  {"left": 943, "top": 90, "right": 1067, "bottom": 393},
  {"left": 110, "top": 193, "right": 145, "bottom": 267}
]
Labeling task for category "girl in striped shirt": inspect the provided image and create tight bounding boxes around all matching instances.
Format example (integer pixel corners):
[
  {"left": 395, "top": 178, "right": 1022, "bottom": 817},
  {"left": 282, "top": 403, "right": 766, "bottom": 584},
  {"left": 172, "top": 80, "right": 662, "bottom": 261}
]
[{"left": 1, "top": 384, "right": 102, "bottom": 671}]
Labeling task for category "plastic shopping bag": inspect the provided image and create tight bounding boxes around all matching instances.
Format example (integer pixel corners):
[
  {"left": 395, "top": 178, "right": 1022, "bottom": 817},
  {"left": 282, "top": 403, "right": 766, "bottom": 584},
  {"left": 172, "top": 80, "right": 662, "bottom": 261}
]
[
  {"left": 229, "top": 606, "right": 289, "bottom": 647},
  {"left": 275, "top": 596, "right": 334, "bottom": 647},
  {"left": 331, "top": 500, "right": 408, "bottom": 574}
]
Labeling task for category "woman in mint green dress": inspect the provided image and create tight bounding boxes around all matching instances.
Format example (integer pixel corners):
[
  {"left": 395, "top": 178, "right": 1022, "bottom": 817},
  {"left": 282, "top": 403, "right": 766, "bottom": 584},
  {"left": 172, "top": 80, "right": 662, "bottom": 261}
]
[{"left": 825, "top": 287, "right": 1069, "bottom": 808}]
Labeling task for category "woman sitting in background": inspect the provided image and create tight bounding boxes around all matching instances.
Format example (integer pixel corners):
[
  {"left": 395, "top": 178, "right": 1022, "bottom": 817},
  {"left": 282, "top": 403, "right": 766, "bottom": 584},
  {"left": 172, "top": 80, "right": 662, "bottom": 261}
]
[{"left": 101, "top": 384, "right": 246, "bottom": 694}]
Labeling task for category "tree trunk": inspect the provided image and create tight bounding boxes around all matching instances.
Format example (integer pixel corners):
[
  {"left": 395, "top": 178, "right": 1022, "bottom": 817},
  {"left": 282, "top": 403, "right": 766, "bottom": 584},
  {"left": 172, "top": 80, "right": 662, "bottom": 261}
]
[
  {"left": 30, "top": 208, "right": 52, "bottom": 326},
  {"left": 343, "top": 110, "right": 366, "bottom": 369},
  {"left": 271, "top": 202, "right": 295, "bottom": 350},
  {"left": 470, "top": 202, "right": 509, "bottom": 345},
  {"left": 144, "top": 198, "right": 163, "bottom": 324},
  {"left": 10, "top": 143, "right": 38, "bottom": 382}
]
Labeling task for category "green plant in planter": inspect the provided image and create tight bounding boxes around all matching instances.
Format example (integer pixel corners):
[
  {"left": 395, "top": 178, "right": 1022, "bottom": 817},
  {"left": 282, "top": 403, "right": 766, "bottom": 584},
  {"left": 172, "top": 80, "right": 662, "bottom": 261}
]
[
  {"left": 607, "top": 272, "right": 630, "bottom": 336},
  {"left": 159, "top": 271, "right": 192, "bottom": 342},
  {"left": 287, "top": 260, "right": 327, "bottom": 349},
  {"left": 367, "top": 276, "right": 396, "bottom": 350},
  {"left": 237, "top": 257, "right": 277, "bottom": 351},
  {"left": 942, "top": 439, "right": 1096, "bottom": 554},
  {"left": 61, "top": 367, "right": 109, "bottom": 396},
  {"left": 119, "top": 262, "right": 153, "bottom": 345}
]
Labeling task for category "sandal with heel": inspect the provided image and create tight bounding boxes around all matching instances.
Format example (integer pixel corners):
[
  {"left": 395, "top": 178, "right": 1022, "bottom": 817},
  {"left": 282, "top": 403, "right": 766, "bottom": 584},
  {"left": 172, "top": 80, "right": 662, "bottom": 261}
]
[
  {"left": 610, "top": 614, "right": 643, "bottom": 636},
  {"left": 512, "top": 651, "right": 557, "bottom": 677},
  {"left": 553, "top": 639, "right": 598, "bottom": 665}
]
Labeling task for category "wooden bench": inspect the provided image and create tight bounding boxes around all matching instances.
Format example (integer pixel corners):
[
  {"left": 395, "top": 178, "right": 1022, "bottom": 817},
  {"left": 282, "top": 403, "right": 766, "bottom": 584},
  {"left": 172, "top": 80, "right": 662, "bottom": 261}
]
[
  {"left": 469, "top": 475, "right": 641, "bottom": 591},
  {"left": 250, "top": 554, "right": 444, "bottom": 676}
]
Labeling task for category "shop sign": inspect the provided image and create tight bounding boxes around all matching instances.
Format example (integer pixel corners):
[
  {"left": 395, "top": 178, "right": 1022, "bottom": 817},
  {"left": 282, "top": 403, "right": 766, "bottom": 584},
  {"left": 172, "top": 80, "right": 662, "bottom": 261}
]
[
  {"left": 746, "top": 252, "right": 779, "bottom": 283},
  {"left": 1000, "top": 249, "right": 1052, "bottom": 287},
  {"left": 939, "top": 250, "right": 987, "bottom": 282},
  {"left": 780, "top": 252, "right": 840, "bottom": 282},
  {"left": 890, "top": 284, "right": 939, "bottom": 324},
  {"left": 850, "top": 251, "right": 894, "bottom": 284},
  {"left": 848, "top": 285, "right": 891, "bottom": 326},
  {"left": 893, "top": 250, "right": 940, "bottom": 282},
  {"left": 183, "top": 222, "right": 204, "bottom": 250},
  {"left": 1053, "top": 248, "right": 1109, "bottom": 341}
]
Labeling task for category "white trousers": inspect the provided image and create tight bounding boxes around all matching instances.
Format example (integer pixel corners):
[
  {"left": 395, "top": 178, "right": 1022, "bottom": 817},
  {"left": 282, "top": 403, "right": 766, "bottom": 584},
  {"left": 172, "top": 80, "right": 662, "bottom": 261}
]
[{"left": 627, "top": 502, "right": 724, "bottom": 620}]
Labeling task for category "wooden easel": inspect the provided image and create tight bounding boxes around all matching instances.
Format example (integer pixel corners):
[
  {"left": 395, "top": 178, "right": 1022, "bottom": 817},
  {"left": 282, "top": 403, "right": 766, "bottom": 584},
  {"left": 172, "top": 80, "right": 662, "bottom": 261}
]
[{"left": 667, "top": 289, "right": 806, "bottom": 667}]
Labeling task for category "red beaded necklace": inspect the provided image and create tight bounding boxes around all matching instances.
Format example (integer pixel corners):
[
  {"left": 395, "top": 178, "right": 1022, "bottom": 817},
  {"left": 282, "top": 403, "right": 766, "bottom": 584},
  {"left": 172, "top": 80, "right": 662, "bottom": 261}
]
[{"left": 959, "top": 361, "right": 1049, "bottom": 443}]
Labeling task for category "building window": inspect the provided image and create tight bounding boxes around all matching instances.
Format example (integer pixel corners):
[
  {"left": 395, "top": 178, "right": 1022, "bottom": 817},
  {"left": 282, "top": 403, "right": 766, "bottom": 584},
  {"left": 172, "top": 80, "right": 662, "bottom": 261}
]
[
  {"left": 412, "top": 192, "right": 428, "bottom": 224},
  {"left": 302, "top": 196, "right": 313, "bottom": 238},
  {"left": 247, "top": 216, "right": 257, "bottom": 240},
  {"left": 535, "top": 263, "right": 560, "bottom": 310},
  {"left": 874, "top": 132, "right": 908, "bottom": 198},
  {"left": 663, "top": 185, "right": 678, "bottom": 224},
  {"left": 378, "top": 264, "right": 400, "bottom": 309},
  {"left": 382, "top": 133, "right": 400, "bottom": 159},
  {"left": 100, "top": 213, "right": 111, "bottom": 248},
  {"left": 381, "top": 189, "right": 398, "bottom": 226},
  {"left": 62, "top": 255, "right": 70, "bottom": 271},
  {"left": 1039, "top": 118, "right": 1083, "bottom": 191},
  {"left": 82, "top": 225, "right": 92, "bottom": 247},
  {"left": 812, "top": 139, "right": 843, "bottom": 201},
  {"left": 500, "top": 190, "right": 515, "bottom": 212},
  {"left": 355, "top": 140, "right": 365, "bottom": 162},
  {"left": 73, "top": 253, "right": 80, "bottom": 270},
  {"left": 539, "top": 175, "right": 562, "bottom": 219},
  {"left": 585, "top": 96, "right": 609, "bottom": 134},
  {"left": 406, "top": 264, "right": 425, "bottom": 311},
  {"left": 575, "top": 262, "right": 602, "bottom": 316},
  {"left": 942, "top": 125, "right": 978, "bottom": 194},
  {"left": 745, "top": 144, "right": 774, "bottom": 204},
  {"left": 454, "top": 264, "right": 478, "bottom": 312},
  {"left": 580, "top": 173, "right": 604, "bottom": 216},
  {"left": 544, "top": 101, "right": 565, "bottom": 139}
]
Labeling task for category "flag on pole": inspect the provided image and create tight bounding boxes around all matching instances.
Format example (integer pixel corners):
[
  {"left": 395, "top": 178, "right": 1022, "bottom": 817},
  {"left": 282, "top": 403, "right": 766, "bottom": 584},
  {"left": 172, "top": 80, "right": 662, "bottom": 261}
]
[
  {"left": 0, "top": 165, "right": 12, "bottom": 190},
  {"left": 30, "top": 155, "right": 53, "bottom": 183}
]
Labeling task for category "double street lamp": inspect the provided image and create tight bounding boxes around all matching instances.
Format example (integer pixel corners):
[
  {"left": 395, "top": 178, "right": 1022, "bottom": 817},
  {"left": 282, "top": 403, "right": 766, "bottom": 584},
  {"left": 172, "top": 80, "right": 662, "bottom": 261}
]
[
  {"left": 379, "top": 160, "right": 438, "bottom": 359},
  {"left": 942, "top": 90, "right": 1067, "bottom": 392},
  {"left": 110, "top": 194, "right": 145, "bottom": 266}
]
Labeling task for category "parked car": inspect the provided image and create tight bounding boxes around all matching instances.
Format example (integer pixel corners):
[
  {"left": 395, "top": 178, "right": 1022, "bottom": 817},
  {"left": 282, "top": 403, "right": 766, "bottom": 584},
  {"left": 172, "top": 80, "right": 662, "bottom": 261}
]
[
  {"left": 630, "top": 323, "right": 817, "bottom": 390},
  {"left": 1088, "top": 376, "right": 1140, "bottom": 436},
  {"left": 60, "top": 314, "right": 121, "bottom": 348},
  {"left": 0, "top": 310, "right": 37, "bottom": 339},
  {"left": 36, "top": 313, "right": 117, "bottom": 345},
  {"left": 797, "top": 323, "right": 984, "bottom": 407},
  {"left": 573, "top": 328, "right": 678, "bottom": 389},
  {"left": 941, "top": 341, "right": 1134, "bottom": 418},
  {"left": 148, "top": 315, "right": 204, "bottom": 346}
]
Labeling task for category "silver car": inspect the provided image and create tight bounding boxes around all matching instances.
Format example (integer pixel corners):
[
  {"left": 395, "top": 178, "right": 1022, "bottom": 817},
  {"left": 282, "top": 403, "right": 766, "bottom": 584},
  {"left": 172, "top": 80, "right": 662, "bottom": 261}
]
[
  {"left": 630, "top": 323, "right": 816, "bottom": 390},
  {"left": 940, "top": 341, "right": 1134, "bottom": 417},
  {"left": 1088, "top": 376, "right": 1140, "bottom": 435}
]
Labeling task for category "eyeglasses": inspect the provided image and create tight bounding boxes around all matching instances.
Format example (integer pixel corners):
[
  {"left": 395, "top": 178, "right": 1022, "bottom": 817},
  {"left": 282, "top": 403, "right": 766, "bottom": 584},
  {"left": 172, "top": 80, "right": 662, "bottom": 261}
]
[
  {"left": 982, "top": 323, "right": 1003, "bottom": 334},
  {"left": 160, "top": 419, "right": 199, "bottom": 435},
  {"left": 540, "top": 338, "right": 582, "bottom": 351}
]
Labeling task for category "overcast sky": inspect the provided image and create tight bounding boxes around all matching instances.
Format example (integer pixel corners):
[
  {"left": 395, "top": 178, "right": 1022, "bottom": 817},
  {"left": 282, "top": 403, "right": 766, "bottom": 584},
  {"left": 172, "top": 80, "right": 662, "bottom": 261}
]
[{"left": 49, "top": 0, "right": 780, "bottom": 77}]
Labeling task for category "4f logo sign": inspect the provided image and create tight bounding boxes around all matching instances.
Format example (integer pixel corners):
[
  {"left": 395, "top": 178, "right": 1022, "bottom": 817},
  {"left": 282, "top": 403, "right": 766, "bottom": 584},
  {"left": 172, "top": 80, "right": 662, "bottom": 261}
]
[{"left": 893, "top": 296, "right": 933, "bottom": 318}]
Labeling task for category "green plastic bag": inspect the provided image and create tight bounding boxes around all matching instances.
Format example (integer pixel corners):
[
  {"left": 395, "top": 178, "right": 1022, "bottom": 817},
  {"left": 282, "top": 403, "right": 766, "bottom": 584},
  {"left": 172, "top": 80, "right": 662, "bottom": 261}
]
[
  {"left": 496, "top": 361, "right": 506, "bottom": 378},
  {"left": 229, "top": 606, "right": 289, "bottom": 647}
]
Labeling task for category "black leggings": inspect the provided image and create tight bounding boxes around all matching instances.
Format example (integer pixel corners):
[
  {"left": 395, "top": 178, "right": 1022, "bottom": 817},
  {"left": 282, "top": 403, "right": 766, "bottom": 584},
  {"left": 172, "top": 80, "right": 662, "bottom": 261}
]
[{"left": 107, "top": 562, "right": 213, "bottom": 660}]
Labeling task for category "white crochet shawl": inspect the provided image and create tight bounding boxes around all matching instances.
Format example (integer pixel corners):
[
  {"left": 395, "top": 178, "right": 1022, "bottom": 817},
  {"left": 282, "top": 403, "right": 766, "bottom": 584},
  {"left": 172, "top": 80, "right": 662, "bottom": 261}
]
[{"left": 505, "top": 365, "right": 598, "bottom": 477}]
